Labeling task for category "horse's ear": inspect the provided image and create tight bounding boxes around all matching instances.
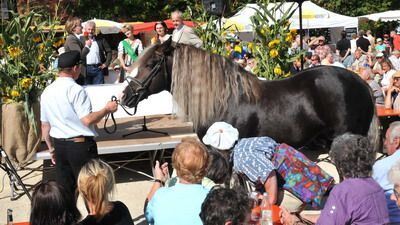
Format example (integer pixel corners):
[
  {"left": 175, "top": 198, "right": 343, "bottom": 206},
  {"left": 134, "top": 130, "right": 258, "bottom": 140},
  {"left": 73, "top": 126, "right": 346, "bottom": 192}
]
[{"left": 158, "top": 37, "right": 174, "bottom": 55}]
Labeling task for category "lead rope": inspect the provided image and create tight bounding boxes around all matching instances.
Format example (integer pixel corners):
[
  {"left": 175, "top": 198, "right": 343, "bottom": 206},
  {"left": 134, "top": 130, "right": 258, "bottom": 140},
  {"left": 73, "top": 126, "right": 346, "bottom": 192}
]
[
  {"left": 104, "top": 95, "right": 139, "bottom": 134},
  {"left": 104, "top": 96, "right": 119, "bottom": 134}
]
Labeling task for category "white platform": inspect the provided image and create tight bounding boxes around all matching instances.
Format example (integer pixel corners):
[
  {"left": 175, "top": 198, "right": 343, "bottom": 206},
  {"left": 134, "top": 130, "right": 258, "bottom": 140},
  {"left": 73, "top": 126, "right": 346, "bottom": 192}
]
[{"left": 84, "top": 83, "right": 174, "bottom": 118}]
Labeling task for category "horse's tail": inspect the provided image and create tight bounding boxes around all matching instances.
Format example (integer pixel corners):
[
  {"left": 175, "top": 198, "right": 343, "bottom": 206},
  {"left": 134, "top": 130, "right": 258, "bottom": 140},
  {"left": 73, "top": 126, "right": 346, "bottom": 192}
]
[{"left": 368, "top": 105, "right": 381, "bottom": 152}]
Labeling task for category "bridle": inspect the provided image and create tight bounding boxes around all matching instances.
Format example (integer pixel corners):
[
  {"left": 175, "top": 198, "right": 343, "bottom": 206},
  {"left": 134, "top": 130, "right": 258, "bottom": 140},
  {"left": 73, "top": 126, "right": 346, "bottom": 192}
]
[
  {"left": 104, "top": 54, "right": 169, "bottom": 134},
  {"left": 123, "top": 54, "right": 169, "bottom": 114}
]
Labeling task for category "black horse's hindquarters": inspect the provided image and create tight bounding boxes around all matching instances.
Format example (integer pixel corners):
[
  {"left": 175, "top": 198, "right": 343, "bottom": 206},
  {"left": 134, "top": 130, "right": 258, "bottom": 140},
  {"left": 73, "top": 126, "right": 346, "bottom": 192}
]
[{"left": 196, "top": 66, "right": 375, "bottom": 150}]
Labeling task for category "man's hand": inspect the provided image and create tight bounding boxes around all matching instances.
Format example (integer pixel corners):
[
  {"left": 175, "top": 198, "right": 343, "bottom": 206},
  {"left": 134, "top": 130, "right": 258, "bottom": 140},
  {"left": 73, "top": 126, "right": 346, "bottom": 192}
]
[
  {"left": 99, "top": 64, "right": 107, "bottom": 69},
  {"left": 85, "top": 39, "right": 92, "bottom": 48},
  {"left": 105, "top": 101, "right": 118, "bottom": 113},
  {"left": 50, "top": 151, "right": 56, "bottom": 165}
]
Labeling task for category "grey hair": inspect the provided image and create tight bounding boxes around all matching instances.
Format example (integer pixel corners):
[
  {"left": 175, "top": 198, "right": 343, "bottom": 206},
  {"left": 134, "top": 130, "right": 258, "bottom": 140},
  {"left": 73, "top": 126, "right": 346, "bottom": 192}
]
[
  {"left": 329, "top": 133, "right": 375, "bottom": 178},
  {"left": 389, "top": 121, "right": 400, "bottom": 143},
  {"left": 388, "top": 160, "right": 400, "bottom": 185},
  {"left": 85, "top": 20, "right": 96, "bottom": 29},
  {"left": 171, "top": 10, "right": 183, "bottom": 19}
]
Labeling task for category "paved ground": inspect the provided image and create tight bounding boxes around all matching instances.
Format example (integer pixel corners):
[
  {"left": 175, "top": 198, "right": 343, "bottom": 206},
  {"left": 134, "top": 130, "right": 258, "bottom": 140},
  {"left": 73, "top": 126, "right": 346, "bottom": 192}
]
[{"left": 0, "top": 151, "right": 171, "bottom": 225}]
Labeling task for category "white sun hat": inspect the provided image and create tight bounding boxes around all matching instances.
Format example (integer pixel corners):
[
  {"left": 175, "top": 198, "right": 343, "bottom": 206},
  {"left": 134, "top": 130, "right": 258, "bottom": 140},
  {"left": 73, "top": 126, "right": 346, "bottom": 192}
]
[{"left": 202, "top": 122, "right": 239, "bottom": 150}]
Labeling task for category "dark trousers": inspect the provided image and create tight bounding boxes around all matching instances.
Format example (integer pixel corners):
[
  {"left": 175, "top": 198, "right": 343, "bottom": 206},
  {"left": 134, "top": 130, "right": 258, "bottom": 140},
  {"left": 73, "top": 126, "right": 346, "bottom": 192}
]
[
  {"left": 86, "top": 64, "right": 104, "bottom": 85},
  {"left": 53, "top": 138, "right": 98, "bottom": 199}
]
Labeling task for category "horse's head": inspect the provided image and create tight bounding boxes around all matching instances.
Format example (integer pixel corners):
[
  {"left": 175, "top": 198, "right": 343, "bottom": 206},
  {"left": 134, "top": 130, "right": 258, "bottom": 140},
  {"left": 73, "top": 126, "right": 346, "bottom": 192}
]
[{"left": 121, "top": 38, "right": 174, "bottom": 110}]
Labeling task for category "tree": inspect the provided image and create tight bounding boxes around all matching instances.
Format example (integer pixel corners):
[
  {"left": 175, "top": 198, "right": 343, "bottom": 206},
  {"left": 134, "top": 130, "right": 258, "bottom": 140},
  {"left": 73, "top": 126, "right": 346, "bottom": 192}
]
[{"left": 313, "top": 0, "right": 398, "bottom": 17}]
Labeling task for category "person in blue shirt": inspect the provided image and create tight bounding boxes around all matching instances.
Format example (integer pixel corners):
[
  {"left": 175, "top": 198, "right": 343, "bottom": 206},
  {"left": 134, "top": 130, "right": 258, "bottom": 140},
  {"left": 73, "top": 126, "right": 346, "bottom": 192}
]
[
  {"left": 373, "top": 121, "right": 400, "bottom": 224},
  {"left": 145, "top": 137, "right": 209, "bottom": 225}
]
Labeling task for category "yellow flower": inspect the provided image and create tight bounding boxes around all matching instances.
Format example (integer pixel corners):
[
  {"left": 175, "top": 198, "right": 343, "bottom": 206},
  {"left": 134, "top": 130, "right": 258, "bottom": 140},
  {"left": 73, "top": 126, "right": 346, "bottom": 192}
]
[
  {"left": 268, "top": 39, "right": 280, "bottom": 48},
  {"left": 212, "top": 49, "right": 217, "bottom": 54},
  {"left": 20, "top": 78, "right": 32, "bottom": 89},
  {"left": 285, "top": 35, "right": 293, "bottom": 42},
  {"left": 248, "top": 42, "right": 254, "bottom": 52},
  {"left": 10, "top": 90, "right": 20, "bottom": 98},
  {"left": 33, "top": 36, "right": 41, "bottom": 43},
  {"left": 290, "top": 29, "right": 297, "bottom": 34},
  {"left": 274, "top": 66, "right": 282, "bottom": 75},
  {"left": 38, "top": 53, "right": 44, "bottom": 61},
  {"left": 7, "top": 46, "right": 22, "bottom": 58},
  {"left": 269, "top": 49, "right": 279, "bottom": 58},
  {"left": 38, "top": 43, "right": 45, "bottom": 51}
]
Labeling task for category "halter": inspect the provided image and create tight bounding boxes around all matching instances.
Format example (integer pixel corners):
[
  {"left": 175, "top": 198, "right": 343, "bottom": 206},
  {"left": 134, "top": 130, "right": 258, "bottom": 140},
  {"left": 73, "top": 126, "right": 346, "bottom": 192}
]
[
  {"left": 123, "top": 54, "right": 169, "bottom": 114},
  {"left": 104, "top": 55, "right": 169, "bottom": 134}
]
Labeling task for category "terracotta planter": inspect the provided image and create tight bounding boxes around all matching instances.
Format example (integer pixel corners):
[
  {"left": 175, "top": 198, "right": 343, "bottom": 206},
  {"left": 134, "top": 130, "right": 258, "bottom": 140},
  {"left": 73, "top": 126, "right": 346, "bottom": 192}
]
[{"left": 1, "top": 102, "right": 41, "bottom": 167}]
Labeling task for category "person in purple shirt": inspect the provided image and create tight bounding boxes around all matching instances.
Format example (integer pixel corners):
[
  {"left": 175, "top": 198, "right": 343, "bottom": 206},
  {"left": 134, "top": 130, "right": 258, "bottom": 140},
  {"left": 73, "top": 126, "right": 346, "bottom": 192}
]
[{"left": 280, "top": 133, "right": 389, "bottom": 225}]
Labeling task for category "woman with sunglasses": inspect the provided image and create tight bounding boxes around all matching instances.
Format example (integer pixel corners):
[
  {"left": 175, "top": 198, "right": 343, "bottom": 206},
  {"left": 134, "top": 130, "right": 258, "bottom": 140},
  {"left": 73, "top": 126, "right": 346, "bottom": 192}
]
[
  {"left": 385, "top": 71, "right": 400, "bottom": 110},
  {"left": 151, "top": 21, "right": 171, "bottom": 45},
  {"left": 381, "top": 61, "right": 397, "bottom": 92}
]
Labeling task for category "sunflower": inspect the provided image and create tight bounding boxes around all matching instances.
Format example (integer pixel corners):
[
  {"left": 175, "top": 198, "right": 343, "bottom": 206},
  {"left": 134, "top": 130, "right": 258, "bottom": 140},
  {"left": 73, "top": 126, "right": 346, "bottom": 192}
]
[
  {"left": 268, "top": 39, "right": 280, "bottom": 48},
  {"left": 10, "top": 90, "right": 20, "bottom": 98},
  {"left": 285, "top": 35, "right": 293, "bottom": 42},
  {"left": 20, "top": 78, "right": 32, "bottom": 89},
  {"left": 33, "top": 36, "right": 41, "bottom": 43},
  {"left": 269, "top": 49, "right": 279, "bottom": 58},
  {"left": 7, "top": 46, "right": 22, "bottom": 58},
  {"left": 274, "top": 65, "right": 282, "bottom": 75}
]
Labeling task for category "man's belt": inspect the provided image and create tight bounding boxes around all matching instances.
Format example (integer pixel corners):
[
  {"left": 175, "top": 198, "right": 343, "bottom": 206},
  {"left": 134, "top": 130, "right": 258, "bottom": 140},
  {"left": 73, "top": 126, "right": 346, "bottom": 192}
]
[
  {"left": 87, "top": 63, "right": 101, "bottom": 67},
  {"left": 55, "top": 136, "right": 94, "bottom": 143}
]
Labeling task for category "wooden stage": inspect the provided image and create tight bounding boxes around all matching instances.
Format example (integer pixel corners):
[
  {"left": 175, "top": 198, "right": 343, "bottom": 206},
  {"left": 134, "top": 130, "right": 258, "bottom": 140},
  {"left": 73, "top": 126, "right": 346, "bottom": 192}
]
[{"left": 35, "top": 115, "right": 197, "bottom": 160}]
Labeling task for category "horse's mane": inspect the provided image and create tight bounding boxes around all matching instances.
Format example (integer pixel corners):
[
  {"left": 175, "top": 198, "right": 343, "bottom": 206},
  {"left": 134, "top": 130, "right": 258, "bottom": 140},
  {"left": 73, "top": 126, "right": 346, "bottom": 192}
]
[{"left": 171, "top": 45, "right": 263, "bottom": 130}]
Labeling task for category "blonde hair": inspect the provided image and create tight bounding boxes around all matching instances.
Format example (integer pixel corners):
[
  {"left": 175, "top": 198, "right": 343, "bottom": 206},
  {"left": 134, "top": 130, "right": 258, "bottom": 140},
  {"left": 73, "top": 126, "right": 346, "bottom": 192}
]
[
  {"left": 77, "top": 159, "right": 115, "bottom": 220},
  {"left": 121, "top": 24, "right": 133, "bottom": 33},
  {"left": 65, "top": 17, "right": 82, "bottom": 34},
  {"left": 172, "top": 137, "right": 209, "bottom": 183}
]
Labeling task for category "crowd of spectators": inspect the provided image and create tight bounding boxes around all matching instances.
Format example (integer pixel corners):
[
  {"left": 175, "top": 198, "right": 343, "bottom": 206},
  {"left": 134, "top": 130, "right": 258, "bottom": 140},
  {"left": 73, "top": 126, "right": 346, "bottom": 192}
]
[{"left": 29, "top": 9, "right": 400, "bottom": 225}]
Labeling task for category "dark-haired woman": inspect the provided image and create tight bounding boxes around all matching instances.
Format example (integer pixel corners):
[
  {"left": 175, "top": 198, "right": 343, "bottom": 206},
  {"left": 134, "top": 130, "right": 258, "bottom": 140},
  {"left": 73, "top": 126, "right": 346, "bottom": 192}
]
[
  {"left": 280, "top": 133, "right": 389, "bottom": 225},
  {"left": 30, "top": 181, "right": 81, "bottom": 225},
  {"left": 150, "top": 21, "right": 171, "bottom": 45}
]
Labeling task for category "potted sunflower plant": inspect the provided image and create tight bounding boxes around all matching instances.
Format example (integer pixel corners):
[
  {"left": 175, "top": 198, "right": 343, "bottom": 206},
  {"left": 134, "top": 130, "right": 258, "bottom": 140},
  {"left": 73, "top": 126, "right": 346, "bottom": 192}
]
[{"left": 0, "top": 11, "right": 62, "bottom": 166}]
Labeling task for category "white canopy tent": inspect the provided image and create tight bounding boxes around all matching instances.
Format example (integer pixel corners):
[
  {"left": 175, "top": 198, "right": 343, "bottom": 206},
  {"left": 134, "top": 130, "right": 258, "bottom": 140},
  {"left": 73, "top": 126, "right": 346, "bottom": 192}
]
[
  {"left": 359, "top": 10, "right": 400, "bottom": 22},
  {"left": 224, "top": 1, "right": 358, "bottom": 32}
]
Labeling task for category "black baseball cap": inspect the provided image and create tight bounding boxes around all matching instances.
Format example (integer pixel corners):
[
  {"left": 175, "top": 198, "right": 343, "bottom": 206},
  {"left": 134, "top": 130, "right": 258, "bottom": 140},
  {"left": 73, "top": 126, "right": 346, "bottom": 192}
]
[{"left": 58, "top": 51, "right": 81, "bottom": 68}]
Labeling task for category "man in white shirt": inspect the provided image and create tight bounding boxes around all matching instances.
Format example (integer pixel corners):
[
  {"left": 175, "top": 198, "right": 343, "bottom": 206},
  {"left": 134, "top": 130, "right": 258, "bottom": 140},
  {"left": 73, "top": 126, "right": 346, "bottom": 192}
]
[
  {"left": 373, "top": 121, "right": 400, "bottom": 224},
  {"left": 389, "top": 50, "right": 400, "bottom": 71},
  {"left": 84, "top": 21, "right": 112, "bottom": 85},
  {"left": 40, "top": 51, "right": 118, "bottom": 198},
  {"left": 171, "top": 10, "right": 202, "bottom": 48}
]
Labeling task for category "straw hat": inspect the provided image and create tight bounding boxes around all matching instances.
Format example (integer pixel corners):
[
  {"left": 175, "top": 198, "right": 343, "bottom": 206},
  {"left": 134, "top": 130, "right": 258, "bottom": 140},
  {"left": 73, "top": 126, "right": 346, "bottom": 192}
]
[{"left": 202, "top": 122, "right": 239, "bottom": 150}]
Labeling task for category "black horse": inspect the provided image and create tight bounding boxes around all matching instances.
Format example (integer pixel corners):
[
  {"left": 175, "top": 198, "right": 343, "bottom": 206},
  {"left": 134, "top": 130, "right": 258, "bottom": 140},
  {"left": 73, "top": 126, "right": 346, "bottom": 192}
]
[{"left": 121, "top": 39, "right": 379, "bottom": 150}]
